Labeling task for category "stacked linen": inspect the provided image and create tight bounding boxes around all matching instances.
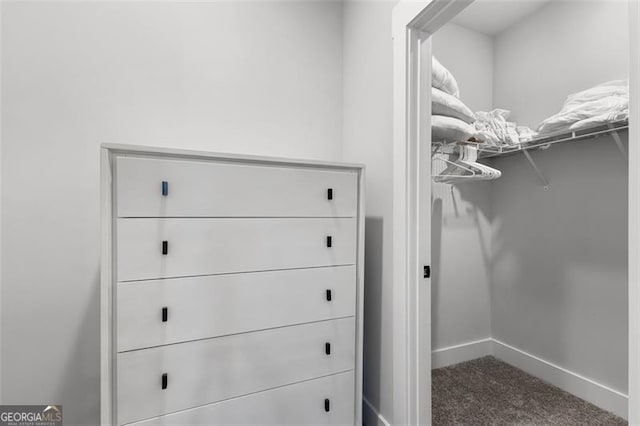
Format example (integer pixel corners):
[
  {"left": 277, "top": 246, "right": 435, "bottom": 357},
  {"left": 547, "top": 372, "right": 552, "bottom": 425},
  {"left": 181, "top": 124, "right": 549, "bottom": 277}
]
[
  {"left": 431, "top": 57, "right": 476, "bottom": 143},
  {"left": 430, "top": 57, "right": 538, "bottom": 146},
  {"left": 473, "top": 109, "right": 537, "bottom": 147},
  {"left": 537, "top": 80, "right": 629, "bottom": 135},
  {"left": 432, "top": 56, "right": 460, "bottom": 98}
]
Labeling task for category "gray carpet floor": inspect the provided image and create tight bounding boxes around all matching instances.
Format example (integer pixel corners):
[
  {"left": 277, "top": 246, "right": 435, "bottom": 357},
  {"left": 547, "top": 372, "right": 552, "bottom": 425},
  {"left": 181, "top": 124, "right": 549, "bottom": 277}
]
[{"left": 432, "top": 356, "right": 626, "bottom": 426}]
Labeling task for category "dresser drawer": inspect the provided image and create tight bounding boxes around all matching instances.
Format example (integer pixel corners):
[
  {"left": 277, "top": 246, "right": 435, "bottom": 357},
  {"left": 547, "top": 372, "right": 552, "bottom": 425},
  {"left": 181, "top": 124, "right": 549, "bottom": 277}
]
[
  {"left": 117, "top": 266, "right": 356, "bottom": 352},
  {"left": 116, "top": 218, "right": 356, "bottom": 282},
  {"left": 116, "top": 318, "right": 355, "bottom": 425},
  {"left": 116, "top": 157, "right": 358, "bottom": 218},
  {"left": 127, "top": 371, "right": 355, "bottom": 426}
]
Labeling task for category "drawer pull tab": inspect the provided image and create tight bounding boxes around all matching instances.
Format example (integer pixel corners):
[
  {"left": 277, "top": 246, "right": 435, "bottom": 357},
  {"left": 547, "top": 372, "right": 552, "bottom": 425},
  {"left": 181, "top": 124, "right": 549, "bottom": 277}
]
[
  {"left": 162, "top": 241, "right": 168, "bottom": 255},
  {"left": 161, "top": 181, "right": 169, "bottom": 196},
  {"left": 325, "top": 342, "right": 331, "bottom": 355},
  {"left": 327, "top": 188, "right": 333, "bottom": 200},
  {"left": 326, "top": 289, "right": 332, "bottom": 302},
  {"left": 162, "top": 307, "right": 168, "bottom": 322},
  {"left": 161, "top": 373, "right": 168, "bottom": 390},
  {"left": 326, "top": 236, "right": 332, "bottom": 248},
  {"left": 324, "top": 398, "right": 330, "bottom": 412}
]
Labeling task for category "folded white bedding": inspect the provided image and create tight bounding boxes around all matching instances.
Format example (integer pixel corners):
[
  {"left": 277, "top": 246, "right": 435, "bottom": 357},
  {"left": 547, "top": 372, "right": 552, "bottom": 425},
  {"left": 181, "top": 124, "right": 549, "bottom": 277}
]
[
  {"left": 432, "top": 115, "right": 474, "bottom": 143},
  {"left": 568, "top": 110, "right": 629, "bottom": 132},
  {"left": 432, "top": 57, "right": 460, "bottom": 99},
  {"left": 473, "top": 109, "right": 523, "bottom": 146},
  {"left": 432, "top": 88, "right": 475, "bottom": 124},
  {"left": 537, "top": 81, "right": 629, "bottom": 135},
  {"left": 564, "top": 80, "right": 628, "bottom": 110}
]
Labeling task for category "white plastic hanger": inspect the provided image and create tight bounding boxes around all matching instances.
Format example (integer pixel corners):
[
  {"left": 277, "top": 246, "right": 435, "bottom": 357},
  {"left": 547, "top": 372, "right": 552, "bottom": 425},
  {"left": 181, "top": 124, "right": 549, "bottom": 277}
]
[
  {"left": 456, "top": 144, "right": 501, "bottom": 181},
  {"left": 433, "top": 144, "right": 501, "bottom": 183}
]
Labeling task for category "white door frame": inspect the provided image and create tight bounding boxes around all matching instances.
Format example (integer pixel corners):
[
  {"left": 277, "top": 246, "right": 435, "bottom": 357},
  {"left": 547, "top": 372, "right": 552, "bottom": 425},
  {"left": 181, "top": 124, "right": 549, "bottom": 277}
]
[
  {"left": 392, "top": 1, "right": 640, "bottom": 425},
  {"left": 391, "top": 1, "right": 470, "bottom": 424}
]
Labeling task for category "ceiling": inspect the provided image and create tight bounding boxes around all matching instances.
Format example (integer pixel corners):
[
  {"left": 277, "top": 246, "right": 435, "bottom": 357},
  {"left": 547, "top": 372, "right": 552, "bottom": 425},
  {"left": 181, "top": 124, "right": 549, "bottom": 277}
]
[{"left": 450, "top": 0, "right": 552, "bottom": 36}]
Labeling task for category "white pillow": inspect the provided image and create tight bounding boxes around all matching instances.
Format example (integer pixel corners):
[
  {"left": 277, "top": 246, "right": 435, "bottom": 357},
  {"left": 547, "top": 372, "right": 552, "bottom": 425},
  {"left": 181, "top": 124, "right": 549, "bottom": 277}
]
[
  {"left": 432, "top": 88, "right": 475, "bottom": 123},
  {"left": 432, "top": 57, "right": 460, "bottom": 98},
  {"left": 537, "top": 81, "right": 629, "bottom": 134},
  {"left": 432, "top": 115, "right": 474, "bottom": 143}
]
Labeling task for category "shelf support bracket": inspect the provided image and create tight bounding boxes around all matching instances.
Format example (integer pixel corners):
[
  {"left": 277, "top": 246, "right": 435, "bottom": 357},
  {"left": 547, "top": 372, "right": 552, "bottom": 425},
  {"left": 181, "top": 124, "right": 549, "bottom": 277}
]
[
  {"left": 522, "top": 150, "right": 550, "bottom": 191},
  {"left": 611, "top": 130, "right": 627, "bottom": 158}
]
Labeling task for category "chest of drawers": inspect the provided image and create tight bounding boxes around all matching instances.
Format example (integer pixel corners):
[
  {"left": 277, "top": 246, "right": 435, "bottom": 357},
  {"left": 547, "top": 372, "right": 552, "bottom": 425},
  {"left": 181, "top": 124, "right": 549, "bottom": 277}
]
[{"left": 101, "top": 145, "right": 364, "bottom": 425}]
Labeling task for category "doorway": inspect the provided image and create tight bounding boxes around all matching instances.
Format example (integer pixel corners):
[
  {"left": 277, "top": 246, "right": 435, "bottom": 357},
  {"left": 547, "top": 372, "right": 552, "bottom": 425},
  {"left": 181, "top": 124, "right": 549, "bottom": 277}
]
[{"left": 392, "top": 0, "right": 639, "bottom": 424}]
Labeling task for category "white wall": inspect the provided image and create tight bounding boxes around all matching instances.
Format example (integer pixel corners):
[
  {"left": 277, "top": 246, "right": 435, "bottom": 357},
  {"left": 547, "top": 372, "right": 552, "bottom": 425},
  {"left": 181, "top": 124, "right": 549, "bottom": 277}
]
[
  {"left": 491, "top": 136, "right": 629, "bottom": 393},
  {"left": 341, "top": 6, "right": 494, "bottom": 424},
  {"left": 430, "top": 24, "right": 494, "bottom": 351},
  {"left": 433, "top": 23, "right": 493, "bottom": 113},
  {"left": 491, "top": 1, "right": 629, "bottom": 393},
  {"left": 493, "top": 0, "right": 629, "bottom": 128},
  {"left": 0, "top": 2, "right": 343, "bottom": 424},
  {"left": 341, "top": 1, "right": 396, "bottom": 423}
]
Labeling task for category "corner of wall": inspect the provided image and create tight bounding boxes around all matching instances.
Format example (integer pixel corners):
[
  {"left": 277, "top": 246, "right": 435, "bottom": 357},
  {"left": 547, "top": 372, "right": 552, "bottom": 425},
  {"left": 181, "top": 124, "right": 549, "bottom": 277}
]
[
  {"left": 487, "top": 160, "right": 495, "bottom": 342},
  {"left": 338, "top": 0, "right": 346, "bottom": 163},
  {"left": 340, "top": 0, "right": 351, "bottom": 164}
]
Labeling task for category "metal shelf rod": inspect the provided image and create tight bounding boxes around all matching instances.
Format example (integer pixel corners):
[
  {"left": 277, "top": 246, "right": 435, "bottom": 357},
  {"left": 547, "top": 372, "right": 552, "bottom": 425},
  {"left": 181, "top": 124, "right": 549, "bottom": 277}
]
[{"left": 477, "top": 119, "right": 629, "bottom": 159}]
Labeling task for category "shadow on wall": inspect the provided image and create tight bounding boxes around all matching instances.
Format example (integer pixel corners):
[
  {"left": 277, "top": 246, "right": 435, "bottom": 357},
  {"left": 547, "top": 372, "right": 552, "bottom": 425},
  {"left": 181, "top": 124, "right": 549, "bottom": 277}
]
[
  {"left": 457, "top": 182, "right": 493, "bottom": 277},
  {"left": 55, "top": 270, "right": 101, "bottom": 425},
  {"left": 431, "top": 198, "right": 443, "bottom": 337},
  {"left": 363, "top": 216, "right": 383, "bottom": 412},
  {"left": 430, "top": 180, "right": 493, "bottom": 350},
  {"left": 431, "top": 182, "right": 492, "bottom": 330},
  {"left": 431, "top": 181, "right": 494, "bottom": 291}
]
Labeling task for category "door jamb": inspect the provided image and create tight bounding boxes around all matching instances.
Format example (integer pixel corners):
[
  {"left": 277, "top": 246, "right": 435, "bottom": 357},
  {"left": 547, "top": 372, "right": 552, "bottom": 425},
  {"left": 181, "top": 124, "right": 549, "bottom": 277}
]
[
  {"left": 392, "top": 1, "right": 639, "bottom": 424},
  {"left": 392, "top": 1, "right": 470, "bottom": 425}
]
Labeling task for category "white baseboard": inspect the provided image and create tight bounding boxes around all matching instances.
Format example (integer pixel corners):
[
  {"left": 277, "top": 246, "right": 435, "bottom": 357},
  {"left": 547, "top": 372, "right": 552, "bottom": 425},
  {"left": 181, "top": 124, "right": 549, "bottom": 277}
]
[
  {"left": 431, "top": 338, "right": 628, "bottom": 419},
  {"left": 363, "top": 397, "right": 391, "bottom": 426},
  {"left": 491, "top": 339, "right": 628, "bottom": 420},
  {"left": 431, "top": 337, "right": 493, "bottom": 369}
]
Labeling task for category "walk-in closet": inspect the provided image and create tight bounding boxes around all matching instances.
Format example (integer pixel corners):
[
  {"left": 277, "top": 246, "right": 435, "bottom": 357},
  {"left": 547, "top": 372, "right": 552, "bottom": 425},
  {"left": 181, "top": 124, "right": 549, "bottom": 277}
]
[{"left": 429, "top": 0, "right": 629, "bottom": 423}]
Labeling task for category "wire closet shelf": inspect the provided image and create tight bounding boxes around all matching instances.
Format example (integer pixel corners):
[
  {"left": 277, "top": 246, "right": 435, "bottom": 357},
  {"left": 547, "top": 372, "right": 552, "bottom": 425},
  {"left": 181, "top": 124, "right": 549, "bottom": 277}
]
[
  {"left": 431, "top": 118, "right": 629, "bottom": 189},
  {"left": 480, "top": 118, "right": 626, "bottom": 158},
  {"left": 432, "top": 119, "right": 628, "bottom": 158}
]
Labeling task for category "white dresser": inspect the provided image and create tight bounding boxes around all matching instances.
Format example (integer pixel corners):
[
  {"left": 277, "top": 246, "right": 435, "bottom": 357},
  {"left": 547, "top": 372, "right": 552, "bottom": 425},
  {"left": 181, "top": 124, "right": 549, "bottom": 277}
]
[{"left": 100, "top": 144, "right": 364, "bottom": 426}]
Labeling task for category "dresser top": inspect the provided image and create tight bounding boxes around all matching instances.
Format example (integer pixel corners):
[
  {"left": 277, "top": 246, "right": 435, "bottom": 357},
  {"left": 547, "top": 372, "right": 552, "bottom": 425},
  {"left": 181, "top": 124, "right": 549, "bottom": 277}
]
[{"left": 102, "top": 143, "right": 365, "bottom": 171}]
